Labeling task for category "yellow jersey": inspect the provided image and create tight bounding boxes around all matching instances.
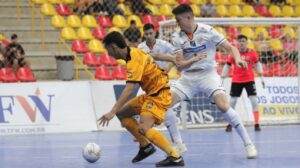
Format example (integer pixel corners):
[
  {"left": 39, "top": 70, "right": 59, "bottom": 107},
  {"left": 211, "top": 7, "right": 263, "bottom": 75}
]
[{"left": 126, "top": 47, "right": 170, "bottom": 95}]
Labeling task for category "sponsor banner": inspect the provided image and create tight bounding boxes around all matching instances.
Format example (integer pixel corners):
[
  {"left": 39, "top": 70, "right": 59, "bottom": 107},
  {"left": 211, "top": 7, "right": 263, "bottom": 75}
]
[{"left": 0, "top": 81, "right": 97, "bottom": 135}]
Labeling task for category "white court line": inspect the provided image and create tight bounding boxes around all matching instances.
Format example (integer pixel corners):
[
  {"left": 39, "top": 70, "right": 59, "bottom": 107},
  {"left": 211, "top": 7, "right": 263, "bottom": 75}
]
[{"left": 32, "top": 156, "right": 49, "bottom": 159}]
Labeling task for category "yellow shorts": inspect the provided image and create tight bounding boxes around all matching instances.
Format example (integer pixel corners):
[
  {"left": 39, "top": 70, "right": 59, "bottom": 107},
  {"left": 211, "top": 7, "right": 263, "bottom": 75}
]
[{"left": 128, "top": 89, "right": 172, "bottom": 125}]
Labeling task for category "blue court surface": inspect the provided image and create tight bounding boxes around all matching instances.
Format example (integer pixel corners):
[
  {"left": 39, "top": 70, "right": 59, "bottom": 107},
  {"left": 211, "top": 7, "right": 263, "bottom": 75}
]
[{"left": 1, "top": 125, "right": 300, "bottom": 168}]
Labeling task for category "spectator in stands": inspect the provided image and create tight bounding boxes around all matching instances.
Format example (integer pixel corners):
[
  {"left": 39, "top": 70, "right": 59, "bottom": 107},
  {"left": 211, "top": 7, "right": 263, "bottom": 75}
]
[
  {"left": 102, "top": 0, "right": 124, "bottom": 16},
  {"left": 282, "top": 34, "right": 298, "bottom": 62},
  {"left": 255, "top": 33, "right": 272, "bottom": 64},
  {"left": 270, "top": 0, "right": 286, "bottom": 5},
  {"left": 125, "top": 0, "right": 151, "bottom": 16},
  {"left": 6, "top": 34, "right": 29, "bottom": 72},
  {"left": 123, "top": 20, "right": 142, "bottom": 47},
  {"left": 0, "top": 45, "right": 7, "bottom": 69},
  {"left": 73, "top": 0, "right": 92, "bottom": 15},
  {"left": 244, "top": 0, "right": 260, "bottom": 5},
  {"left": 201, "top": 0, "right": 216, "bottom": 17}
]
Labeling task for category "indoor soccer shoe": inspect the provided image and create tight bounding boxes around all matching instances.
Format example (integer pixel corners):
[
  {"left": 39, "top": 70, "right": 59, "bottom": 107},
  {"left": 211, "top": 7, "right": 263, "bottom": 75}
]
[
  {"left": 245, "top": 143, "right": 257, "bottom": 159},
  {"left": 173, "top": 142, "right": 187, "bottom": 154},
  {"left": 132, "top": 143, "right": 156, "bottom": 163},
  {"left": 254, "top": 124, "right": 261, "bottom": 131},
  {"left": 225, "top": 124, "right": 232, "bottom": 132},
  {"left": 155, "top": 156, "right": 184, "bottom": 167}
]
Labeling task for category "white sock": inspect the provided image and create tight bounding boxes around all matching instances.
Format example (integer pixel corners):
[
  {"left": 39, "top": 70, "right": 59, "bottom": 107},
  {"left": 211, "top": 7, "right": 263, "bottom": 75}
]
[
  {"left": 223, "top": 108, "right": 253, "bottom": 145},
  {"left": 164, "top": 108, "right": 183, "bottom": 144}
]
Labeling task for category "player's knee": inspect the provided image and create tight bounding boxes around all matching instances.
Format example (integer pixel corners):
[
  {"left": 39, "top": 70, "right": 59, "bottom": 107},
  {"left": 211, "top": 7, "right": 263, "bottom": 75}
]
[
  {"left": 120, "top": 118, "right": 131, "bottom": 127},
  {"left": 214, "top": 93, "right": 230, "bottom": 112},
  {"left": 249, "top": 96, "right": 258, "bottom": 111},
  {"left": 138, "top": 124, "right": 150, "bottom": 136}
]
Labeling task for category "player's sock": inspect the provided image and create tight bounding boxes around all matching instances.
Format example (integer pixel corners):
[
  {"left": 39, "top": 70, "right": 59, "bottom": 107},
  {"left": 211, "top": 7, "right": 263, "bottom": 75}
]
[
  {"left": 164, "top": 108, "right": 183, "bottom": 144},
  {"left": 223, "top": 108, "right": 253, "bottom": 145},
  {"left": 121, "top": 118, "right": 149, "bottom": 147},
  {"left": 253, "top": 111, "right": 259, "bottom": 125},
  {"left": 145, "top": 128, "right": 180, "bottom": 158}
]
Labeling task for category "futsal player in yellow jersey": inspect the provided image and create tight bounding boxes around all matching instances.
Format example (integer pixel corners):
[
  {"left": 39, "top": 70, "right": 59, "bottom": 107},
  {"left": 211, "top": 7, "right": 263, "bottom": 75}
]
[{"left": 98, "top": 31, "right": 184, "bottom": 167}]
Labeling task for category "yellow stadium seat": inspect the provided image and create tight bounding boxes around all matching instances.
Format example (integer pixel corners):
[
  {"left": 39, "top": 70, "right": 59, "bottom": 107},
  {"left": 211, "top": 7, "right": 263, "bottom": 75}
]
[
  {"left": 229, "top": 5, "right": 242, "bottom": 17},
  {"left": 88, "top": 40, "right": 106, "bottom": 53},
  {"left": 31, "top": 0, "right": 47, "bottom": 4},
  {"left": 283, "top": 26, "right": 296, "bottom": 39},
  {"left": 190, "top": 0, "right": 205, "bottom": 4},
  {"left": 191, "top": 4, "right": 201, "bottom": 17},
  {"left": 47, "top": 0, "right": 61, "bottom": 4},
  {"left": 254, "top": 27, "right": 269, "bottom": 39},
  {"left": 242, "top": 5, "right": 256, "bottom": 17},
  {"left": 160, "top": 4, "right": 173, "bottom": 16},
  {"left": 269, "top": 5, "right": 282, "bottom": 17},
  {"left": 229, "top": 0, "right": 243, "bottom": 5},
  {"left": 77, "top": 27, "right": 93, "bottom": 40},
  {"left": 212, "top": 0, "right": 229, "bottom": 5},
  {"left": 241, "top": 27, "right": 254, "bottom": 39},
  {"left": 146, "top": 5, "right": 160, "bottom": 16},
  {"left": 216, "top": 5, "right": 228, "bottom": 17},
  {"left": 128, "top": 15, "right": 143, "bottom": 28},
  {"left": 282, "top": 5, "right": 294, "bottom": 17},
  {"left": 295, "top": 6, "right": 300, "bottom": 16},
  {"left": 67, "top": 15, "right": 82, "bottom": 28},
  {"left": 41, "top": 3, "right": 56, "bottom": 16},
  {"left": 0, "top": 34, "right": 5, "bottom": 40},
  {"left": 112, "top": 15, "right": 127, "bottom": 28},
  {"left": 117, "top": 4, "right": 132, "bottom": 16},
  {"left": 51, "top": 15, "right": 66, "bottom": 28},
  {"left": 163, "top": 0, "right": 178, "bottom": 5},
  {"left": 295, "top": 0, "right": 300, "bottom": 5},
  {"left": 269, "top": 39, "right": 283, "bottom": 51},
  {"left": 109, "top": 27, "right": 123, "bottom": 33},
  {"left": 247, "top": 40, "right": 255, "bottom": 50},
  {"left": 82, "top": 15, "right": 98, "bottom": 28},
  {"left": 61, "top": 27, "right": 77, "bottom": 40},
  {"left": 214, "top": 27, "right": 227, "bottom": 38},
  {"left": 149, "top": 0, "right": 162, "bottom": 5},
  {"left": 61, "top": 0, "right": 74, "bottom": 4}
]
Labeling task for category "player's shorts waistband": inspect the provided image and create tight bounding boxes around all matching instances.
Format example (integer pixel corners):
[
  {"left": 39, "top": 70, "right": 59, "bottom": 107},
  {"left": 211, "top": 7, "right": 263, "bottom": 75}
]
[{"left": 149, "top": 87, "right": 170, "bottom": 97}]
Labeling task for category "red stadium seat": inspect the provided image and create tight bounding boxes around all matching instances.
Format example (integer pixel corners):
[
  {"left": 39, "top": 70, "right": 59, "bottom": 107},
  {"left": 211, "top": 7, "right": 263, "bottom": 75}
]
[
  {"left": 56, "top": 3, "right": 72, "bottom": 16},
  {"left": 95, "top": 66, "right": 113, "bottom": 80},
  {"left": 16, "top": 67, "right": 36, "bottom": 82},
  {"left": 0, "top": 39, "right": 10, "bottom": 47},
  {"left": 0, "top": 68, "right": 18, "bottom": 82},
  {"left": 142, "top": 15, "right": 158, "bottom": 28},
  {"left": 285, "top": 61, "right": 297, "bottom": 76},
  {"left": 157, "top": 15, "right": 168, "bottom": 23},
  {"left": 269, "top": 25, "right": 282, "bottom": 38},
  {"left": 227, "top": 26, "right": 239, "bottom": 39},
  {"left": 112, "top": 65, "right": 127, "bottom": 80},
  {"left": 92, "top": 27, "right": 107, "bottom": 40},
  {"left": 97, "top": 16, "right": 113, "bottom": 28},
  {"left": 256, "top": 5, "right": 271, "bottom": 17},
  {"left": 83, "top": 52, "right": 101, "bottom": 66},
  {"left": 270, "top": 63, "right": 284, "bottom": 76},
  {"left": 262, "top": 64, "right": 272, "bottom": 77},
  {"left": 177, "top": 0, "right": 191, "bottom": 5},
  {"left": 71, "top": 40, "right": 89, "bottom": 53},
  {"left": 100, "top": 53, "right": 118, "bottom": 66}
]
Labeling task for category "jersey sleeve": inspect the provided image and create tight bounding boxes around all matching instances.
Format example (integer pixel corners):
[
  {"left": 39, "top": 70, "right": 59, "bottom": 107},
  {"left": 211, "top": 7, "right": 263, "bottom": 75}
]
[
  {"left": 209, "top": 27, "right": 225, "bottom": 47},
  {"left": 126, "top": 52, "right": 146, "bottom": 83},
  {"left": 171, "top": 33, "right": 182, "bottom": 53},
  {"left": 227, "top": 55, "right": 234, "bottom": 65},
  {"left": 163, "top": 41, "right": 176, "bottom": 55}
]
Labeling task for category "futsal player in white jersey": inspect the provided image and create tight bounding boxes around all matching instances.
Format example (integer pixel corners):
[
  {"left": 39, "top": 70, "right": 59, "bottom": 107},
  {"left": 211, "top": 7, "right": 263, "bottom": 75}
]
[
  {"left": 138, "top": 23, "right": 188, "bottom": 153},
  {"left": 164, "top": 4, "right": 257, "bottom": 158},
  {"left": 138, "top": 23, "right": 175, "bottom": 71}
]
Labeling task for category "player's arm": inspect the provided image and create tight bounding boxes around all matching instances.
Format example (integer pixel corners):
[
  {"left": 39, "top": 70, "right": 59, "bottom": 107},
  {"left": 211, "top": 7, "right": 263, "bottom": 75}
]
[
  {"left": 175, "top": 51, "right": 207, "bottom": 71},
  {"left": 221, "top": 63, "right": 231, "bottom": 78},
  {"left": 149, "top": 53, "right": 175, "bottom": 63},
  {"left": 219, "top": 40, "right": 247, "bottom": 69},
  {"left": 98, "top": 82, "right": 137, "bottom": 126}
]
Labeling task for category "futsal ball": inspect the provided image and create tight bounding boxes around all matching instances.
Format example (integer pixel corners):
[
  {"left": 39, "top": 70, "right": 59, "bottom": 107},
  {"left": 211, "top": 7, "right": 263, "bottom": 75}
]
[{"left": 82, "top": 143, "right": 101, "bottom": 163}]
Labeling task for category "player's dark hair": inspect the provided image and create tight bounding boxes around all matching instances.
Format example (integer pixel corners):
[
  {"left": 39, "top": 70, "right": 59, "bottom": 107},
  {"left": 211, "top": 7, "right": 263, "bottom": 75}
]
[
  {"left": 238, "top": 34, "right": 248, "bottom": 40},
  {"left": 172, "top": 4, "right": 194, "bottom": 16},
  {"left": 11, "top": 34, "right": 18, "bottom": 40},
  {"left": 103, "top": 31, "right": 127, "bottom": 49},
  {"left": 143, "top": 23, "right": 155, "bottom": 31}
]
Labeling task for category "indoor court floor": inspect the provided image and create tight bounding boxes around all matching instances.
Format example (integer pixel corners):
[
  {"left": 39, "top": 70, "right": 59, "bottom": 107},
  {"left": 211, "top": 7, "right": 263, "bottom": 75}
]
[{"left": 0, "top": 125, "right": 299, "bottom": 168}]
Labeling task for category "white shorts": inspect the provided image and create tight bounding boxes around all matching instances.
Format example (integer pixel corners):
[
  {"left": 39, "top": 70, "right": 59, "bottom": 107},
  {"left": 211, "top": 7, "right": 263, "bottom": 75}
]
[{"left": 171, "top": 68, "right": 225, "bottom": 101}]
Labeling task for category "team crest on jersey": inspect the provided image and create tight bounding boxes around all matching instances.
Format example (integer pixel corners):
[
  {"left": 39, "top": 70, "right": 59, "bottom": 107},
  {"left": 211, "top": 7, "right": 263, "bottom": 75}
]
[
  {"left": 127, "top": 72, "right": 133, "bottom": 78},
  {"left": 146, "top": 101, "right": 153, "bottom": 109},
  {"left": 189, "top": 41, "right": 196, "bottom": 47}
]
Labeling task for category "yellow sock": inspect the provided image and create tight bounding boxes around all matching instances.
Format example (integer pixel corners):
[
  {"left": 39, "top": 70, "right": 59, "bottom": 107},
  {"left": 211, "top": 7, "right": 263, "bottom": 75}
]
[
  {"left": 121, "top": 118, "right": 149, "bottom": 147},
  {"left": 145, "top": 128, "right": 179, "bottom": 158}
]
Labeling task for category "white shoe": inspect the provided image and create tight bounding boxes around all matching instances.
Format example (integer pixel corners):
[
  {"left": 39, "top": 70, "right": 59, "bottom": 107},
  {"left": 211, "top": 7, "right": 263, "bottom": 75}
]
[
  {"left": 245, "top": 144, "right": 257, "bottom": 159},
  {"left": 173, "top": 142, "right": 187, "bottom": 154}
]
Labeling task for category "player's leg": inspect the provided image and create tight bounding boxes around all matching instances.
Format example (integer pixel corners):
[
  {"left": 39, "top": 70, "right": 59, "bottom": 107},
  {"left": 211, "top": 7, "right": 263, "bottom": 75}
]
[
  {"left": 226, "top": 83, "right": 243, "bottom": 132},
  {"left": 245, "top": 81, "right": 261, "bottom": 131},
  {"left": 164, "top": 90, "right": 187, "bottom": 154},
  {"left": 138, "top": 90, "right": 184, "bottom": 167}
]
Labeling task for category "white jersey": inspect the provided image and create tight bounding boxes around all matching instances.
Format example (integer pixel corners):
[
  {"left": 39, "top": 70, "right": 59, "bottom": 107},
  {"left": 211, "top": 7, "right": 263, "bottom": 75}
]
[
  {"left": 138, "top": 39, "right": 175, "bottom": 69},
  {"left": 172, "top": 23, "right": 225, "bottom": 71}
]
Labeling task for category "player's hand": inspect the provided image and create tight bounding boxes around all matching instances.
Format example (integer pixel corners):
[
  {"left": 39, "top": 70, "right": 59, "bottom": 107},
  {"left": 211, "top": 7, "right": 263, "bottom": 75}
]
[
  {"left": 98, "top": 111, "right": 115, "bottom": 127},
  {"left": 236, "top": 59, "right": 248, "bottom": 69}
]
